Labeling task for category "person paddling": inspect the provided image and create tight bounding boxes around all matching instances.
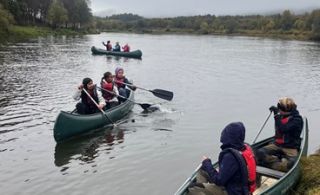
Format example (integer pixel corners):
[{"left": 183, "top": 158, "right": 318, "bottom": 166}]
[
  {"left": 73, "top": 78, "right": 105, "bottom": 114},
  {"left": 114, "top": 67, "right": 136, "bottom": 102},
  {"left": 102, "top": 40, "right": 112, "bottom": 51},
  {"left": 122, "top": 43, "right": 130, "bottom": 52},
  {"left": 113, "top": 42, "right": 121, "bottom": 52},
  {"left": 100, "top": 72, "right": 119, "bottom": 109}
]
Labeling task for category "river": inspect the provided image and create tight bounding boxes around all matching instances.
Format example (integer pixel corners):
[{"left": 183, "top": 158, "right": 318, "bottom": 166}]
[{"left": 1, "top": 33, "right": 320, "bottom": 194}]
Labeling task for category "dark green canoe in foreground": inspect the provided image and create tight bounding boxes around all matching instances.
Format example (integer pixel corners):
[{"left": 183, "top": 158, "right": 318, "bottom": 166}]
[
  {"left": 91, "top": 46, "right": 142, "bottom": 59},
  {"left": 175, "top": 117, "right": 309, "bottom": 195},
  {"left": 53, "top": 91, "right": 135, "bottom": 142}
]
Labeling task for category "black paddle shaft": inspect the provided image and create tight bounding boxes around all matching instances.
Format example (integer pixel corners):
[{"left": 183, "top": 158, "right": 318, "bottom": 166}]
[{"left": 116, "top": 81, "right": 174, "bottom": 101}]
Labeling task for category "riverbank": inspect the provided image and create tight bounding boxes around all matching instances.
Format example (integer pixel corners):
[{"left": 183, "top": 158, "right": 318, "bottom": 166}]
[
  {"left": 100, "top": 28, "right": 315, "bottom": 42},
  {"left": 294, "top": 150, "right": 320, "bottom": 194},
  {"left": 0, "top": 25, "right": 99, "bottom": 44}
]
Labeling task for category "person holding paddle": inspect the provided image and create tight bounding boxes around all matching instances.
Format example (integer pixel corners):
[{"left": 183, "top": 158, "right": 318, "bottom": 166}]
[
  {"left": 188, "top": 122, "right": 256, "bottom": 195},
  {"left": 114, "top": 67, "right": 136, "bottom": 102},
  {"left": 256, "top": 97, "right": 303, "bottom": 172},
  {"left": 100, "top": 72, "right": 119, "bottom": 109},
  {"left": 102, "top": 40, "right": 112, "bottom": 51},
  {"left": 73, "top": 78, "right": 105, "bottom": 114}
]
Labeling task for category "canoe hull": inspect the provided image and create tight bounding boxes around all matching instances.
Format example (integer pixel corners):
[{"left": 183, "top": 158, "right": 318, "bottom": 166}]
[
  {"left": 91, "top": 46, "right": 142, "bottom": 59},
  {"left": 53, "top": 91, "right": 135, "bottom": 142},
  {"left": 175, "top": 118, "right": 309, "bottom": 195}
]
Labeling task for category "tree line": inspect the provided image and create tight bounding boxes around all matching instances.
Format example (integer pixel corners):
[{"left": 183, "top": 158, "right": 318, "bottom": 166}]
[
  {"left": 95, "top": 10, "right": 320, "bottom": 40},
  {"left": 0, "top": 0, "right": 92, "bottom": 31}
]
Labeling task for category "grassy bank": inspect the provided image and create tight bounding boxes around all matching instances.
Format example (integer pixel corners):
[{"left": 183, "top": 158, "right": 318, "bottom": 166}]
[
  {"left": 294, "top": 152, "right": 320, "bottom": 194},
  {"left": 0, "top": 25, "right": 98, "bottom": 43}
]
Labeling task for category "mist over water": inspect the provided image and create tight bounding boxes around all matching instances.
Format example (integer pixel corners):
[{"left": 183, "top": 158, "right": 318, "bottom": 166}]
[{"left": 1, "top": 33, "right": 320, "bottom": 194}]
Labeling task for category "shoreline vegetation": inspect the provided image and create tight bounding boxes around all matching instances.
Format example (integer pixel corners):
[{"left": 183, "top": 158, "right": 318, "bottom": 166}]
[
  {"left": 0, "top": 1, "right": 320, "bottom": 43},
  {"left": 294, "top": 150, "right": 320, "bottom": 194},
  {"left": 1, "top": 0, "right": 320, "bottom": 193}
]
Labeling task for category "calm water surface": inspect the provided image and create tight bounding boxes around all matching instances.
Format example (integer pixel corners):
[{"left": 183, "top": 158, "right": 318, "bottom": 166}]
[{"left": 1, "top": 33, "right": 320, "bottom": 195}]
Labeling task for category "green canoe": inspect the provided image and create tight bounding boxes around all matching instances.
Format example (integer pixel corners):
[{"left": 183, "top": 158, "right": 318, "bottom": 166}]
[
  {"left": 175, "top": 117, "right": 309, "bottom": 195},
  {"left": 91, "top": 46, "right": 142, "bottom": 59},
  {"left": 53, "top": 91, "right": 135, "bottom": 142}
]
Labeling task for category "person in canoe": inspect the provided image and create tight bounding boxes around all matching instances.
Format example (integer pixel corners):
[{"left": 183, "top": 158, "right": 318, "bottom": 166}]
[
  {"left": 113, "top": 42, "right": 121, "bottom": 52},
  {"left": 102, "top": 40, "right": 112, "bottom": 51},
  {"left": 256, "top": 97, "right": 303, "bottom": 172},
  {"left": 114, "top": 67, "right": 136, "bottom": 102},
  {"left": 73, "top": 78, "right": 106, "bottom": 114},
  {"left": 122, "top": 43, "right": 130, "bottom": 52},
  {"left": 100, "top": 71, "right": 119, "bottom": 109},
  {"left": 188, "top": 122, "right": 256, "bottom": 195}
]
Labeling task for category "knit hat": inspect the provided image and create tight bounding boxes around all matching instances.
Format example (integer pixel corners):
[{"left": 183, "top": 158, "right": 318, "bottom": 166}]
[
  {"left": 115, "top": 67, "right": 124, "bottom": 76},
  {"left": 82, "top": 77, "right": 92, "bottom": 88}
]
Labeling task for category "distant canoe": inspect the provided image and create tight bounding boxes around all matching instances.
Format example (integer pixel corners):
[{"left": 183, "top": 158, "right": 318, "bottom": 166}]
[
  {"left": 53, "top": 91, "right": 135, "bottom": 142},
  {"left": 91, "top": 46, "right": 142, "bottom": 59},
  {"left": 175, "top": 117, "right": 309, "bottom": 195}
]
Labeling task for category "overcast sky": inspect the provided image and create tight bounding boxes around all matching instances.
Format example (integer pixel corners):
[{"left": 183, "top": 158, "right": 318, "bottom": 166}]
[{"left": 91, "top": 0, "right": 320, "bottom": 18}]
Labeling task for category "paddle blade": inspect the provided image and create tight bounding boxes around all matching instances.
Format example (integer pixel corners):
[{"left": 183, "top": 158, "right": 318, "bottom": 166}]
[
  {"left": 139, "top": 103, "right": 152, "bottom": 110},
  {"left": 151, "top": 89, "right": 174, "bottom": 101}
]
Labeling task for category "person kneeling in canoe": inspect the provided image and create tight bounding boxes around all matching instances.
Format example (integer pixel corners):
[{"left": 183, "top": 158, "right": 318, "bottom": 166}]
[
  {"left": 256, "top": 97, "right": 303, "bottom": 172},
  {"left": 122, "top": 43, "right": 130, "bottom": 52},
  {"left": 73, "top": 78, "right": 105, "bottom": 114},
  {"left": 102, "top": 40, "right": 112, "bottom": 51},
  {"left": 100, "top": 72, "right": 119, "bottom": 109},
  {"left": 114, "top": 67, "right": 136, "bottom": 102},
  {"left": 188, "top": 122, "right": 256, "bottom": 195},
  {"left": 113, "top": 42, "right": 121, "bottom": 52}
]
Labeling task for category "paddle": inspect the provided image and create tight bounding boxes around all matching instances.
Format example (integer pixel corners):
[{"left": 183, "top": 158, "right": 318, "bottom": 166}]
[
  {"left": 253, "top": 111, "right": 272, "bottom": 144},
  {"left": 82, "top": 88, "right": 116, "bottom": 127},
  {"left": 96, "top": 85, "right": 152, "bottom": 110},
  {"left": 116, "top": 81, "right": 174, "bottom": 101}
]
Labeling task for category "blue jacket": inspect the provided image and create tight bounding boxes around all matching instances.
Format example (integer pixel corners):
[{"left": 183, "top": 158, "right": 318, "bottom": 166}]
[{"left": 201, "top": 122, "right": 249, "bottom": 195}]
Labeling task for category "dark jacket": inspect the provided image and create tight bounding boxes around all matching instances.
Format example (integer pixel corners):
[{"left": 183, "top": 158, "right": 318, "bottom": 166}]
[
  {"left": 274, "top": 109, "right": 303, "bottom": 149},
  {"left": 201, "top": 122, "right": 249, "bottom": 195}
]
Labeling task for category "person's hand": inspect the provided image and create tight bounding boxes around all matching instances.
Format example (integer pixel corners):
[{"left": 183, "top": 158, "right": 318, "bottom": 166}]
[
  {"left": 132, "top": 85, "right": 137, "bottom": 91},
  {"left": 202, "top": 156, "right": 209, "bottom": 161},
  {"left": 269, "top": 105, "right": 279, "bottom": 114},
  {"left": 98, "top": 104, "right": 105, "bottom": 110},
  {"left": 78, "top": 84, "right": 84, "bottom": 90}
]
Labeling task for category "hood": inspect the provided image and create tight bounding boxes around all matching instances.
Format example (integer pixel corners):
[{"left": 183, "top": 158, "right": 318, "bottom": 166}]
[{"left": 220, "top": 122, "right": 245, "bottom": 150}]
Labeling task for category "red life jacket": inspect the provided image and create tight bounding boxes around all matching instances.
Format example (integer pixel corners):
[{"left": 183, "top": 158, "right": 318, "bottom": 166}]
[
  {"left": 240, "top": 144, "right": 257, "bottom": 194},
  {"left": 101, "top": 82, "right": 115, "bottom": 101},
  {"left": 115, "top": 77, "right": 125, "bottom": 88},
  {"left": 275, "top": 117, "right": 289, "bottom": 145}
]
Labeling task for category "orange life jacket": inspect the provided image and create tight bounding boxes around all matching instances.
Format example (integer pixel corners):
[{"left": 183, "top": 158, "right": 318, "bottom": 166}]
[{"left": 240, "top": 144, "right": 257, "bottom": 194}]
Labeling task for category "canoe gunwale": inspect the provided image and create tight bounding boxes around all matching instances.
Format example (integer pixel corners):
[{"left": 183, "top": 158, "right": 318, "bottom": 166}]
[
  {"left": 53, "top": 90, "right": 135, "bottom": 142},
  {"left": 175, "top": 117, "right": 308, "bottom": 195}
]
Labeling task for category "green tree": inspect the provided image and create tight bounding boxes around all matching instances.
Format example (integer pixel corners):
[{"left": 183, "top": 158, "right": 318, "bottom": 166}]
[
  {"left": 47, "top": 0, "right": 68, "bottom": 28},
  {"left": 280, "top": 10, "right": 294, "bottom": 31},
  {"left": 0, "top": 3, "right": 14, "bottom": 31}
]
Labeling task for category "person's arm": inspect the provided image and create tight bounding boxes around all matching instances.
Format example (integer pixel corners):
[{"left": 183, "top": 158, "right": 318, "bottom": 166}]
[
  {"left": 274, "top": 115, "right": 303, "bottom": 133},
  {"left": 96, "top": 87, "right": 106, "bottom": 107},
  {"left": 203, "top": 153, "right": 239, "bottom": 185}
]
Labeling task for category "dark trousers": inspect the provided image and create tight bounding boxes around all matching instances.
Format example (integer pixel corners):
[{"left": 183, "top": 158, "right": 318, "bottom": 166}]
[
  {"left": 76, "top": 102, "right": 98, "bottom": 114},
  {"left": 255, "top": 143, "right": 297, "bottom": 172},
  {"left": 118, "top": 88, "right": 130, "bottom": 103}
]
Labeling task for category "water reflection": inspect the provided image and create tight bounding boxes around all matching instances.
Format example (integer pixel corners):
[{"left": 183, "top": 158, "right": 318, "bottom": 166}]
[{"left": 54, "top": 127, "right": 125, "bottom": 167}]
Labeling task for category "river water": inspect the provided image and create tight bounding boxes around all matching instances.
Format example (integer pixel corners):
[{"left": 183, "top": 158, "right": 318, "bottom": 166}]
[{"left": 0, "top": 33, "right": 320, "bottom": 195}]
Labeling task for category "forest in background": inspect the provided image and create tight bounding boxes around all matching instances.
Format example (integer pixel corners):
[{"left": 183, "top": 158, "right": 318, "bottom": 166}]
[
  {"left": 96, "top": 10, "right": 320, "bottom": 40},
  {"left": 0, "top": 0, "right": 320, "bottom": 42}
]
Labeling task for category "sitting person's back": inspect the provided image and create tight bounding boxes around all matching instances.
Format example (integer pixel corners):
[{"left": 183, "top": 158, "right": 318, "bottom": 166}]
[{"left": 188, "top": 122, "right": 256, "bottom": 195}]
